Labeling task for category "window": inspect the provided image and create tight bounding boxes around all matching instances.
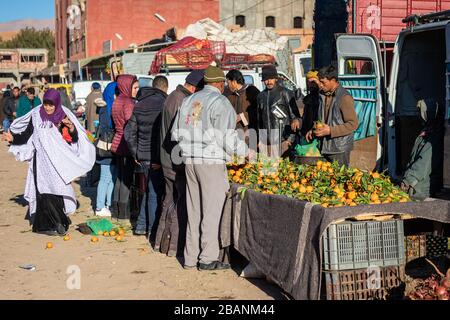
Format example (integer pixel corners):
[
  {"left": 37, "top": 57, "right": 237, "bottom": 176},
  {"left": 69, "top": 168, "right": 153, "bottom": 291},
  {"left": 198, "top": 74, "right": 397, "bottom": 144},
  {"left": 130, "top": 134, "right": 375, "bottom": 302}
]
[
  {"left": 21, "top": 54, "right": 45, "bottom": 63},
  {"left": 0, "top": 55, "right": 12, "bottom": 61},
  {"left": 266, "top": 16, "right": 275, "bottom": 28},
  {"left": 344, "top": 59, "right": 375, "bottom": 75},
  {"left": 243, "top": 75, "right": 254, "bottom": 85},
  {"left": 288, "top": 39, "right": 301, "bottom": 50},
  {"left": 236, "top": 15, "right": 246, "bottom": 27},
  {"left": 139, "top": 77, "right": 153, "bottom": 88},
  {"left": 294, "top": 16, "right": 303, "bottom": 28}
]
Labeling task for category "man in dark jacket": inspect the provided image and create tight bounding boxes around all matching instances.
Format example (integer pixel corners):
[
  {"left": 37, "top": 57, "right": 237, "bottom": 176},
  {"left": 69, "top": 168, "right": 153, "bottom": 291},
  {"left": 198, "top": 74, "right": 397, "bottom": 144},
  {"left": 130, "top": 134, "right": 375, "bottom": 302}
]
[
  {"left": 125, "top": 76, "right": 168, "bottom": 236},
  {"left": 3, "top": 87, "right": 20, "bottom": 131},
  {"left": 257, "top": 65, "right": 301, "bottom": 158},
  {"left": 154, "top": 70, "right": 204, "bottom": 257},
  {"left": 306, "top": 65, "right": 359, "bottom": 166},
  {"left": 300, "top": 70, "right": 321, "bottom": 137}
]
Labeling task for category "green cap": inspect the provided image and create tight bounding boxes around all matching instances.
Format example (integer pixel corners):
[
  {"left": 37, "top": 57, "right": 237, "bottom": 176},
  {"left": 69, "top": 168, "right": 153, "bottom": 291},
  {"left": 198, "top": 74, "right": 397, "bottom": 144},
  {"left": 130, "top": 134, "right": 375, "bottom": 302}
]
[{"left": 204, "top": 65, "right": 226, "bottom": 83}]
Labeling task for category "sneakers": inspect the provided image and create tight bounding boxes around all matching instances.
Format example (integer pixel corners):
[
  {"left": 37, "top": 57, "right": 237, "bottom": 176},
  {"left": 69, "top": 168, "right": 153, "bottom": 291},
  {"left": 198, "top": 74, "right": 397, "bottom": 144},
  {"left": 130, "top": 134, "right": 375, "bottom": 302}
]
[
  {"left": 198, "top": 261, "right": 231, "bottom": 271},
  {"left": 95, "top": 207, "right": 112, "bottom": 217}
]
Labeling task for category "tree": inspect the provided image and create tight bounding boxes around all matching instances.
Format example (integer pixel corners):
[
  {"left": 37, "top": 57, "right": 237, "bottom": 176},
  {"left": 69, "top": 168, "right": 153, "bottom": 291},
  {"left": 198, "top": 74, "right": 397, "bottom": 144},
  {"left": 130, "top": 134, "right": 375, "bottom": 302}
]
[{"left": 0, "top": 27, "right": 55, "bottom": 67}]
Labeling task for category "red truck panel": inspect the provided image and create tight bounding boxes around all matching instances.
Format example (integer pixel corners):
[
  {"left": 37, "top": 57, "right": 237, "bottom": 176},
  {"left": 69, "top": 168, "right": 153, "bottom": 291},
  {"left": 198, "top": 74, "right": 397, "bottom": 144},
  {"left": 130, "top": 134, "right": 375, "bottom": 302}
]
[{"left": 348, "top": 0, "right": 450, "bottom": 42}]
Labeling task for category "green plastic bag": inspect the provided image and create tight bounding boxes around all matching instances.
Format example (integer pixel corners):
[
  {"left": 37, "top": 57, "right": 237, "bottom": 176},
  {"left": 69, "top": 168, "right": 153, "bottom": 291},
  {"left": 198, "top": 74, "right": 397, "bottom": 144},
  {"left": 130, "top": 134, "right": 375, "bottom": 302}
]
[
  {"left": 295, "top": 137, "right": 321, "bottom": 157},
  {"left": 86, "top": 218, "right": 113, "bottom": 235}
]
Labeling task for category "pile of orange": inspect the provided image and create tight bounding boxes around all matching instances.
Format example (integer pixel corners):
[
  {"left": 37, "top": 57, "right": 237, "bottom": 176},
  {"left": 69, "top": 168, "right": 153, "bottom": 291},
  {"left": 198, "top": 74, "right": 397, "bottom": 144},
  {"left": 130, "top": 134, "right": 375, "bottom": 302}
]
[
  {"left": 92, "top": 228, "right": 126, "bottom": 243},
  {"left": 227, "top": 157, "right": 411, "bottom": 208}
]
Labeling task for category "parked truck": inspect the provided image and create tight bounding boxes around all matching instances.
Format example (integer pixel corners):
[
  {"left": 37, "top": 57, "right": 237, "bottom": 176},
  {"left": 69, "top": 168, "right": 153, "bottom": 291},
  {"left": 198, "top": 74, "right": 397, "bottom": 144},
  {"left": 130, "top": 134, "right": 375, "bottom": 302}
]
[{"left": 314, "top": 0, "right": 450, "bottom": 70}]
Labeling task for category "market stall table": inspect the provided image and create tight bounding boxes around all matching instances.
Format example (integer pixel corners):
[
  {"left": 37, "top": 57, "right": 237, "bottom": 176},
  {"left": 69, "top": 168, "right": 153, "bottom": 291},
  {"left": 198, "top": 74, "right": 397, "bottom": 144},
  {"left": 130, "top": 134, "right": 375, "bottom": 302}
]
[{"left": 221, "top": 184, "right": 450, "bottom": 300}]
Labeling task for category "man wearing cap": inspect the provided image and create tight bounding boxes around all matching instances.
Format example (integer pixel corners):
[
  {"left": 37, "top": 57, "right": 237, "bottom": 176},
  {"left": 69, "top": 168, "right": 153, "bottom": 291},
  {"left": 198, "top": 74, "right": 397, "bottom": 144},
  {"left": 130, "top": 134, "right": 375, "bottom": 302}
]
[
  {"left": 257, "top": 65, "right": 301, "bottom": 158},
  {"left": 85, "top": 82, "right": 103, "bottom": 133},
  {"left": 154, "top": 70, "right": 204, "bottom": 257},
  {"left": 300, "top": 70, "right": 322, "bottom": 137},
  {"left": 172, "top": 66, "right": 247, "bottom": 271}
]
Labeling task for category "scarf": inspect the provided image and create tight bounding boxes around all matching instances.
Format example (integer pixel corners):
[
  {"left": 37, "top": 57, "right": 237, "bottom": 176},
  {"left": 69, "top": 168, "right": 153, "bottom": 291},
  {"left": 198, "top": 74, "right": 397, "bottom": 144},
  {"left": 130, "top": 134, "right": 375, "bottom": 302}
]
[{"left": 39, "top": 89, "right": 66, "bottom": 126}]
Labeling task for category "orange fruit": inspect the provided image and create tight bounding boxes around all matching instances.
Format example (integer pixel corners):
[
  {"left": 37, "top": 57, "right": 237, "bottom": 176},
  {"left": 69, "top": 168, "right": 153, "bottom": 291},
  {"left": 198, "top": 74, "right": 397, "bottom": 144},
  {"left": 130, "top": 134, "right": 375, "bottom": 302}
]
[
  {"left": 299, "top": 186, "right": 307, "bottom": 193},
  {"left": 272, "top": 186, "right": 278, "bottom": 193},
  {"left": 46, "top": 242, "right": 54, "bottom": 249},
  {"left": 349, "top": 202, "right": 357, "bottom": 207},
  {"left": 321, "top": 203, "right": 329, "bottom": 208},
  {"left": 109, "top": 231, "right": 116, "bottom": 237},
  {"left": 228, "top": 169, "right": 235, "bottom": 175},
  {"left": 91, "top": 236, "right": 99, "bottom": 243},
  {"left": 118, "top": 229, "right": 125, "bottom": 236},
  {"left": 292, "top": 182, "right": 300, "bottom": 189},
  {"left": 289, "top": 173, "right": 296, "bottom": 180},
  {"left": 115, "top": 236, "right": 123, "bottom": 242},
  {"left": 371, "top": 172, "right": 380, "bottom": 179},
  {"left": 301, "top": 179, "right": 307, "bottom": 184},
  {"left": 63, "top": 235, "right": 71, "bottom": 241},
  {"left": 399, "top": 198, "right": 409, "bottom": 203},
  {"left": 103, "top": 232, "right": 110, "bottom": 237},
  {"left": 347, "top": 191, "right": 357, "bottom": 200},
  {"left": 306, "top": 186, "right": 314, "bottom": 193},
  {"left": 97, "top": 230, "right": 103, "bottom": 236}
]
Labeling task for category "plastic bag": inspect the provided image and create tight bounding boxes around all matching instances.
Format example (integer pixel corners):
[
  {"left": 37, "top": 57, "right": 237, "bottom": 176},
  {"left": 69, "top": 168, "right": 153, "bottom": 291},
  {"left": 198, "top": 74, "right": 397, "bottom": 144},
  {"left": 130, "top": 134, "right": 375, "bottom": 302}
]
[{"left": 295, "top": 137, "right": 321, "bottom": 157}]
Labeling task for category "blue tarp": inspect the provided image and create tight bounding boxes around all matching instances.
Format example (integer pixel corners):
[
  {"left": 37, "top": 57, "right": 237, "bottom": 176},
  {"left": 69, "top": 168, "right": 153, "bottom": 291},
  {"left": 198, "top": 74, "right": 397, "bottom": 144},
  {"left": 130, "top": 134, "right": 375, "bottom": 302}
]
[{"left": 341, "top": 76, "right": 377, "bottom": 141}]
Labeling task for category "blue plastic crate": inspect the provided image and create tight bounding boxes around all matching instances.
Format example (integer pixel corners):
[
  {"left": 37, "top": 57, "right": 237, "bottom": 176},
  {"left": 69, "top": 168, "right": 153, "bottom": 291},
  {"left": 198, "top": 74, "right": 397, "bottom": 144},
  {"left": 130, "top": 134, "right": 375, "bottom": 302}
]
[{"left": 323, "top": 220, "right": 405, "bottom": 271}]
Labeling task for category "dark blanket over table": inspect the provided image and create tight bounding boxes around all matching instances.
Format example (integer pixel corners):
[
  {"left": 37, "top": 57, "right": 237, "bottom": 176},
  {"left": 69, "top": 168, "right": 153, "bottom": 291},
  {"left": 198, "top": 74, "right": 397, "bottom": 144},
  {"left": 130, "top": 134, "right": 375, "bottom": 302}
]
[{"left": 220, "top": 184, "right": 450, "bottom": 300}]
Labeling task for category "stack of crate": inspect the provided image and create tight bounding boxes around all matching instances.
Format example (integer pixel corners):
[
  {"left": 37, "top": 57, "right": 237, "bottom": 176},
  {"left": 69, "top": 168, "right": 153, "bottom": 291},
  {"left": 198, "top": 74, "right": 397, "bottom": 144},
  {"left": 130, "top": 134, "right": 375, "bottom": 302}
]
[
  {"left": 322, "top": 219, "right": 406, "bottom": 300},
  {"left": 405, "top": 234, "right": 449, "bottom": 262}
]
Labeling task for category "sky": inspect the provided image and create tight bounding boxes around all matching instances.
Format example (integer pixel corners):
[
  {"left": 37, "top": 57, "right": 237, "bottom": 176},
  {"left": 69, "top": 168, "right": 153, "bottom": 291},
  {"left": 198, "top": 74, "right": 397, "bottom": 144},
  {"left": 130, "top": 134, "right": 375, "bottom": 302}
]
[{"left": 0, "top": 0, "right": 55, "bottom": 23}]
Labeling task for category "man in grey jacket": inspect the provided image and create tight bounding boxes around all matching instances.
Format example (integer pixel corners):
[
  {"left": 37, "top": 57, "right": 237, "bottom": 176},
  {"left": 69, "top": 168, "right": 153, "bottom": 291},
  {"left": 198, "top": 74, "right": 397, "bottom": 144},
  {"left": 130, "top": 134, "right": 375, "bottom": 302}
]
[
  {"left": 172, "top": 66, "right": 247, "bottom": 271},
  {"left": 154, "top": 70, "right": 204, "bottom": 257}
]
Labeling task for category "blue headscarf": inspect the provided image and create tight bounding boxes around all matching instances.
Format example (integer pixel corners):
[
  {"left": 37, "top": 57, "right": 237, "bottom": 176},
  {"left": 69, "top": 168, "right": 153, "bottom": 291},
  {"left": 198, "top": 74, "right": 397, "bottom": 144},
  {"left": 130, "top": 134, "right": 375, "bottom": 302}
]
[{"left": 102, "top": 82, "right": 118, "bottom": 128}]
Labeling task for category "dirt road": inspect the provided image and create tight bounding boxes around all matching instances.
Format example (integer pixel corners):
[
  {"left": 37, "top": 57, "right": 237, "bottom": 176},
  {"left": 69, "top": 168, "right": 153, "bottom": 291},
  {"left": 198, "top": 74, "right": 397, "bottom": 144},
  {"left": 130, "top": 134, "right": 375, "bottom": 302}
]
[{"left": 0, "top": 141, "right": 283, "bottom": 300}]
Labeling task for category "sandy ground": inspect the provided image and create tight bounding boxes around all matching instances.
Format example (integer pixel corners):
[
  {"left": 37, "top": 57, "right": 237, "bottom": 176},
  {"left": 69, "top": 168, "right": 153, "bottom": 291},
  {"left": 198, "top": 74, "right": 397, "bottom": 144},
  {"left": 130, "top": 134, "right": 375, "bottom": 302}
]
[{"left": 0, "top": 141, "right": 284, "bottom": 300}]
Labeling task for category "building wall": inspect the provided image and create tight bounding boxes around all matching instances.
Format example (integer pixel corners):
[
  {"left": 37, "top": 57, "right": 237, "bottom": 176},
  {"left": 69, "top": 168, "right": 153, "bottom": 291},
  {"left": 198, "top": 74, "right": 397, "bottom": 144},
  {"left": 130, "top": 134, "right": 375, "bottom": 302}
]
[
  {"left": 220, "top": 0, "right": 314, "bottom": 52},
  {"left": 56, "top": 0, "right": 220, "bottom": 64},
  {"left": 220, "top": 0, "right": 314, "bottom": 30},
  {"left": 0, "top": 49, "right": 48, "bottom": 73}
]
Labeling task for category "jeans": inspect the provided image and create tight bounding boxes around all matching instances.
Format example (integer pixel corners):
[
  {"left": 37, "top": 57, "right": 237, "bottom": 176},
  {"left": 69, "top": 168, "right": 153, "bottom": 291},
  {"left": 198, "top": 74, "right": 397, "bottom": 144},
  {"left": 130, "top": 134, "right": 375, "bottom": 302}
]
[
  {"left": 3, "top": 119, "right": 11, "bottom": 132},
  {"left": 135, "top": 163, "right": 165, "bottom": 234},
  {"left": 96, "top": 164, "right": 116, "bottom": 210}
]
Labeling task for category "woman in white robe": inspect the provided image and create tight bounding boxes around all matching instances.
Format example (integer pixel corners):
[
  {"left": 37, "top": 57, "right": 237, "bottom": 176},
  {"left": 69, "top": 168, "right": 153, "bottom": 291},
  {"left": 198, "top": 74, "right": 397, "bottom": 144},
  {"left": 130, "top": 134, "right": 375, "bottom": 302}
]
[{"left": 5, "top": 89, "right": 95, "bottom": 236}]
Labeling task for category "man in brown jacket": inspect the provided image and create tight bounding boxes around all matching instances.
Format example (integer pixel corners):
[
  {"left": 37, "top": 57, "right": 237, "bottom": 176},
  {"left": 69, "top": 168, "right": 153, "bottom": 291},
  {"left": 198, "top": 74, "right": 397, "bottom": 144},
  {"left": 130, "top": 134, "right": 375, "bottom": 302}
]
[
  {"left": 306, "top": 65, "right": 359, "bottom": 166},
  {"left": 224, "top": 69, "right": 260, "bottom": 132},
  {"left": 85, "top": 82, "right": 103, "bottom": 133}
]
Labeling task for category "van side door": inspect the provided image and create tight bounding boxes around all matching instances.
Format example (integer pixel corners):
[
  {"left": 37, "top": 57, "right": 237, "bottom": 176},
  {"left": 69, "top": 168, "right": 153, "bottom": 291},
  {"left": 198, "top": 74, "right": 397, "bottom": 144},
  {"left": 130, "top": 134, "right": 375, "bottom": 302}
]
[
  {"left": 335, "top": 34, "right": 386, "bottom": 171},
  {"left": 444, "top": 24, "right": 450, "bottom": 188}
]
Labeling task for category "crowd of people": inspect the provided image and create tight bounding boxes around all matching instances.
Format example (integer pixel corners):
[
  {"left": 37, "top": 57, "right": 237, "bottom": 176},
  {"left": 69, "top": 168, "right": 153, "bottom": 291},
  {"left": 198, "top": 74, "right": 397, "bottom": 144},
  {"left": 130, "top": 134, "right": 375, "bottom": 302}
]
[
  {"left": 2, "top": 60, "right": 443, "bottom": 271},
  {"left": 0, "top": 63, "right": 359, "bottom": 270}
]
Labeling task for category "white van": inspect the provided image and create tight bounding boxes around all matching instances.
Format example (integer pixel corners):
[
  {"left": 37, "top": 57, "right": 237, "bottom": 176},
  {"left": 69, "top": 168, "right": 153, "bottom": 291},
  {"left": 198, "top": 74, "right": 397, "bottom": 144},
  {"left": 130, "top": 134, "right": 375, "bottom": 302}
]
[
  {"left": 72, "top": 80, "right": 111, "bottom": 107},
  {"left": 293, "top": 50, "right": 312, "bottom": 96},
  {"left": 333, "top": 10, "right": 450, "bottom": 189},
  {"left": 153, "top": 68, "right": 298, "bottom": 95}
]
